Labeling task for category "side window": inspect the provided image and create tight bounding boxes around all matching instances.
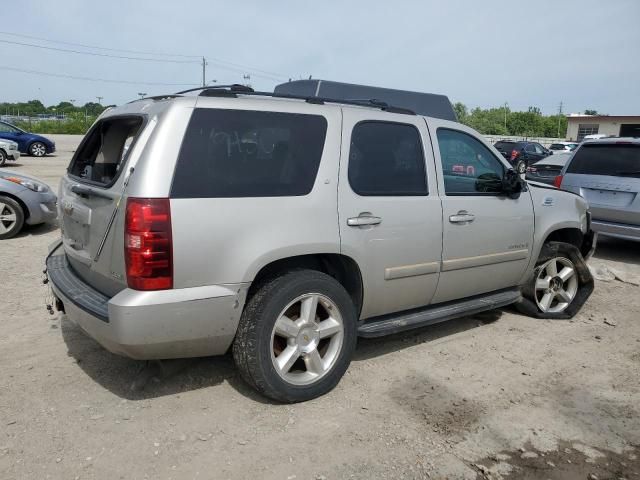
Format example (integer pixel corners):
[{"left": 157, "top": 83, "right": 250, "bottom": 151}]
[
  {"left": 525, "top": 144, "right": 536, "bottom": 153},
  {"left": 534, "top": 143, "right": 544, "bottom": 154},
  {"left": 436, "top": 128, "right": 505, "bottom": 195},
  {"left": 0, "top": 123, "right": 17, "bottom": 133},
  {"left": 348, "top": 121, "right": 427, "bottom": 196},
  {"left": 171, "top": 109, "right": 328, "bottom": 198}
]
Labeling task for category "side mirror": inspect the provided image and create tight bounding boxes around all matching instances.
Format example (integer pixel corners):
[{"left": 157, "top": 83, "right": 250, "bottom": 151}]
[
  {"left": 502, "top": 169, "right": 524, "bottom": 199},
  {"left": 15, "top": 131, "right": 23, "bottom": 135},
  {"left": 548, "top": 150, "right": 553, "bottom": 155}
]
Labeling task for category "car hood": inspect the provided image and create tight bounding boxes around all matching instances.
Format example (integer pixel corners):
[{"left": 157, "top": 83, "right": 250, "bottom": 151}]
[{"left": 0, "top": 169, "right": 49, "bottom": 185}]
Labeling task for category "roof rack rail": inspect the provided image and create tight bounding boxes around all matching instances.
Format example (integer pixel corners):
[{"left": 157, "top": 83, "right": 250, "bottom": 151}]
[
  {"left": 174, "top": 85, "right": 416, "bottom": 115},
  {"left": 175, "top": 84, "right": 254, "bottom": 95}
]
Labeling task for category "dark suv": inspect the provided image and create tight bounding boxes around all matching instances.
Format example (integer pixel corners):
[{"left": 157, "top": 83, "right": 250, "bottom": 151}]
[{"left": 494, "top": 140, "right": 552, "bottom": 173}]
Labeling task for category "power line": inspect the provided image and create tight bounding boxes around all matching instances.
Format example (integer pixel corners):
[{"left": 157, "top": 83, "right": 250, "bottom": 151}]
[
  {"left": 0, "top": 30, "right": 291, "bottom": 82},
  {"left": 0, "top": 66, "right": 199, "bottom": 86},
  {"left": 0, "top": 30, "right": 201, "bottom": 59},
  {"left": 0, "top": 39, "right": 200, "bottom": 64}
]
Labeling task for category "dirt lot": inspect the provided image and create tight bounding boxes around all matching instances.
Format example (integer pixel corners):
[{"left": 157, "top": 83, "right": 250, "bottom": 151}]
[{"left": 1, "top": 135, "right": 639, "bottom": 480}]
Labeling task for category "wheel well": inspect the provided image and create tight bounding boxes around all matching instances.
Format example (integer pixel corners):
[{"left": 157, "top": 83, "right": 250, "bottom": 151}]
[
  {"left": 250, "top": 254, "right": 364, "bottom": 315},
  {"left": 0, "top": 192, "right": 29, "bottom": 220},
  {"left": 544, "top": 228, "right": 583, "bottom": 249}
]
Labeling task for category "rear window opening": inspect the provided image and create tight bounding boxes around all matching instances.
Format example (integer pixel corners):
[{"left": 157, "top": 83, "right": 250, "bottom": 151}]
[
  {"left": 567, "top": 144, "right": 640, "bottom": 177},
  {"left": 69, "top": 116, "right": 144, "bottom": 186}
]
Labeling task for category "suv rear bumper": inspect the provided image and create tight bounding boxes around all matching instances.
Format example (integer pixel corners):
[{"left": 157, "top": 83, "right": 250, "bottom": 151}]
[
  {"left": 591, "top": 219, "right": 640, "bottom": 242},
  {"left": 47, "top": 243, "right": 249, "bottom": 360}
]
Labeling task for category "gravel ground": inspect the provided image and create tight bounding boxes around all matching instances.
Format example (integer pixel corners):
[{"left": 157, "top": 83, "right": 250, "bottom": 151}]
[{"left": 1, "top": 134, "right": 639, "bottom": 480}]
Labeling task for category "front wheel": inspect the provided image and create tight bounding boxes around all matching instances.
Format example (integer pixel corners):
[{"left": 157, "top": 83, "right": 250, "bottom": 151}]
[
  {"left": 0, "top": 196, "right": 25, "bottom": 240},
  {"left": 29, "top": 142, "right": 47, "bottom": 157},
  {"left": 0, "top": 149, "right": 6, "bottom": 166},
  {"left": 233, "top": 270, "right": 357, "bottom": 402},
  {"left": 516, "top": 160, "right": 527, "bottom": 174},
  {"left": 515, "top": 241, "right": 593, "bottom": 319}
]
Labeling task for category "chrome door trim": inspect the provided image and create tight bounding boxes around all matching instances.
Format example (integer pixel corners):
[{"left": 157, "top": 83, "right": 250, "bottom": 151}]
[
  {"left": 442, "top": 249, "right": 529, "bottom": 272},
  {"left": 384, "top": 261, "right": 440, "bottom": 280}
]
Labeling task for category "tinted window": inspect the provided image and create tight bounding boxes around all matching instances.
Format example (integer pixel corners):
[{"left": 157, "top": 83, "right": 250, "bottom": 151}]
[
  {"left": 69, "top": 116, "right": 143, "bottom": 186},
  {"left": 550, "top": 143, "right": 566, "bottom": 150},
  {"left": 437, "top": 129, "right": 505, "bottom": 195},
  {"left": 567, "top": 144, "right": 640, "bottom": 177},
  {"left": 494, "top": 141, "right": 516, "bottom": 152},
  {"left": 348, "top": 122, "right": 427, "bottom": 196},
  {"left": 171, "top": 109, "right": 327, "bottom": 198},
  {"left": 525, "top": 144, "right": 536, "bottom": 153}
]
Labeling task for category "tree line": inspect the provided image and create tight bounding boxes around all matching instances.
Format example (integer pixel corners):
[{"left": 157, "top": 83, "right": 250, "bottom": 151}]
[{"left": 1, "top": 99, "right": 597, "bottom": 138}]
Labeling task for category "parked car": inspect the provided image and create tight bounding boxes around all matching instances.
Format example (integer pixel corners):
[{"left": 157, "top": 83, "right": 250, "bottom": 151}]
[
  {"left": 549, "top": 142, "right": 579, "bottom": 152},
  {"left": 557, "top": 138, "right": 639, "bottom": 242},
  {"left": 0, "top": 170, "right": 57, "bottom": 239},
  {"left": 525, "top": 152, "right": 573, "bottom": 185},
  {"left": 0, "top": 139, "right": 20, "bottom": 166},
  {"left": 493, "top": 140, "right": 552, "bottom": 173},
  {"left": 0, "top": 121, "right": 56, "bottom": 157},
  {"left": 46, "top": 83, "right": 595, "bottom": 402}
]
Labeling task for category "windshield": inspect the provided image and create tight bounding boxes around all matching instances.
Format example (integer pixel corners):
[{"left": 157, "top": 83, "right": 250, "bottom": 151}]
[{"left": 567, "top": 144, "right": 640, "bottom": 177}]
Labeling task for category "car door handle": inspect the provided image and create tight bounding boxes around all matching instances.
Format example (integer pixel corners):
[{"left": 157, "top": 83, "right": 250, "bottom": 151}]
[
  {"left": 449, "top": 211, "right": 475, "bottom": 224},
  {"left": 347, "top": 213, "right": 382, "bottom": 227}
]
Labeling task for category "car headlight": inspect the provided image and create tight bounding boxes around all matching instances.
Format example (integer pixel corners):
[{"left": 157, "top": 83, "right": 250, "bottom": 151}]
[
  {"left": 1, "top": 176, "right": 49, "bottom": 193},
  {"left": 9, "top": 141, "right": 18, "bottom": 149}
]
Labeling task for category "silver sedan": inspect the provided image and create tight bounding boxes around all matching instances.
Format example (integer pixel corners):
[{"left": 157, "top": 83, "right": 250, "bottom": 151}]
[{"left": 0, "top": 170, "right": 57, "bottom": 239}]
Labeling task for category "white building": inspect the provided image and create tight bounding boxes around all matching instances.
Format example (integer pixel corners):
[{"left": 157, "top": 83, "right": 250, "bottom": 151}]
[{"left": 566, "top": 114, "right": 640, "bottom": 141}]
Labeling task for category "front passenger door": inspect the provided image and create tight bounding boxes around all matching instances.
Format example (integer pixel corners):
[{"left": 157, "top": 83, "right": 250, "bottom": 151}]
[{"left": 429, "top": 123, "right": 534, "bottom": 304}]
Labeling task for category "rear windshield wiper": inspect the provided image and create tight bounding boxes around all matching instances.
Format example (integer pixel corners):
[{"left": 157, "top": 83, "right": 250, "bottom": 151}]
[{"left": 614, "top": 170, "right": 640, "bottom": 177}]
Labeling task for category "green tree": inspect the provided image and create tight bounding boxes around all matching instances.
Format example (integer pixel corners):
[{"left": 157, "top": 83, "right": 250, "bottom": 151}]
[{"left": 584, "top": 109, "right": 598, "bottom": 115}]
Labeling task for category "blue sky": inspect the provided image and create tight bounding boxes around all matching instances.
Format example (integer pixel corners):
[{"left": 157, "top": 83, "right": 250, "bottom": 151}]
[{"left": 1, "top": 0, "right": 639, "bottom": 114}]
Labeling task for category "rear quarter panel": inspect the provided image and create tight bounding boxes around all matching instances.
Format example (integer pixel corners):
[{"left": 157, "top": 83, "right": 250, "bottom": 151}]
[{"left": 169, "top": 98, "right": 343, "bottom": 288}]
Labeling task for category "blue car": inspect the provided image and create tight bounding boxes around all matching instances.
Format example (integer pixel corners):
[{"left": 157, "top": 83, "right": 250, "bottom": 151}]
[{"left": 0, "top": 121, "right": 55, "bottom": 157}]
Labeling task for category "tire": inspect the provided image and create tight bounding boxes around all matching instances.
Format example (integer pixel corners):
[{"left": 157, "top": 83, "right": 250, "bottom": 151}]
[
  {"left": 233, "top": 269, "right": 357, "bottom": 403},
  {"left": 516, "top": 160, "right": 526, "bottom": 174},
  {"left": 29, "top": 142, "right": 47, "bottom": 157},
  {"left": 0, "top": 149, "right": 6, "bottom": 166},
  {"left": 0, "top": 196, "right": 25, "bottom": 240},
  {"left": 515, "top": 241, "right": 593, "bottom": 319}
]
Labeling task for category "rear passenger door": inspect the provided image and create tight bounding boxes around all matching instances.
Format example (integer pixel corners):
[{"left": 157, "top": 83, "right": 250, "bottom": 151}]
[
  {"left": 338, "top": 109, "right": 442, "bottom": 319},
  {"left": 428, "top": 122, "right": 534, "bottom": 304}
]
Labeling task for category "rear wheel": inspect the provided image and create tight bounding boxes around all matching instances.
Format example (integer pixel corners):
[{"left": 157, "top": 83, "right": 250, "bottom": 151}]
[
  {"left": 0, "top": 196, "right": 25, "bottom": 240},
  {"left": 515, "top": 241, "right": 593, "bottom": 319},
  {"left": 29, "top": 142, "right": 46, "bottom": 157},
  {"left": 233, "top": 270, "right": 357, "bottom": 402}
]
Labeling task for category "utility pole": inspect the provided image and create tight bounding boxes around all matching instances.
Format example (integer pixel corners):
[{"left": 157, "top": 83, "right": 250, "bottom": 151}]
[
  {"left": 243, "top": 74, "right": 251, "bottom": 88},
  {"left": 137, "top": 92, "right": 146, "bottom": 99},
  {"left": 557, "top": 101, "right": 563, "bottom": 138},
  {"left": 202, "top": 57, "right": 206, "bottom": 87},
  {"left": 504, "top": 102, "right": 508, "bottom": 130},
  {"left": 96, "top": 96, "right": 103, "bottom": 105}
]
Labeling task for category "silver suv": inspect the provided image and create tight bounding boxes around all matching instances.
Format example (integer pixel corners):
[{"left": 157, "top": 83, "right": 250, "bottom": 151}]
[
  {"left": 46, "top": 82, "right": 596, "bottom": 402},
  {"left": 557, "top": 137, "right": 640, "bottom": 242}
]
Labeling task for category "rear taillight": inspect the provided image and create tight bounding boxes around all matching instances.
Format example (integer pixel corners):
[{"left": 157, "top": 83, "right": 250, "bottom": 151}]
[
  {"left": 510, "top": 149, "right": 520, "bottom": 161},
  {"left": 553, "top": 175, "right": 564, "bottom": 189},
  {"left": 125, "top": 198, "right": 173, "bottom": 290}
]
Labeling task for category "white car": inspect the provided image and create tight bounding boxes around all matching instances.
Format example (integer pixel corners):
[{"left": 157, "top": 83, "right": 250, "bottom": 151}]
[
  {"left": 0, "top": 139, "right": 20, "bottom": 166},
  {"left": 549, "top": 141, "right": 579, "bottom": 152}
]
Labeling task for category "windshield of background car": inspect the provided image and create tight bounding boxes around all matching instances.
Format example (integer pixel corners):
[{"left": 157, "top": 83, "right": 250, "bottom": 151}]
[
  {"left": 550, "top": 144, "right": 566, "bottom": 150},
  {"left": 567, "top": 143, "right": 640, "bottom": 177}
]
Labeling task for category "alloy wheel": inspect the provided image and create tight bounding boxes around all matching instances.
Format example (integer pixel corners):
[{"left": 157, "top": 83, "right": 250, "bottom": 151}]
[
  {"left": 0, "top": 201, "right": 18, "bottom": 235},
  {"left": 30, "top": 142, "right": 46, "bottom": 157},
  {"left": 534, "top": 257, "right": 579, "bottom": 313},
  {"left": 270, "top": 293, "right": 344, "bottom": 386}
]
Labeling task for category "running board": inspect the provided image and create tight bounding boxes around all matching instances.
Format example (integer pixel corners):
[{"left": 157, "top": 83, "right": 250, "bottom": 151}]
[{"left": 357, "top": 288, "right": 521, "bottom": 338}]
